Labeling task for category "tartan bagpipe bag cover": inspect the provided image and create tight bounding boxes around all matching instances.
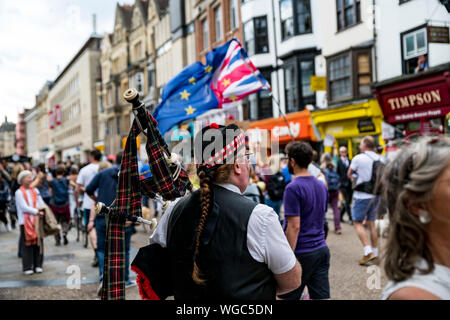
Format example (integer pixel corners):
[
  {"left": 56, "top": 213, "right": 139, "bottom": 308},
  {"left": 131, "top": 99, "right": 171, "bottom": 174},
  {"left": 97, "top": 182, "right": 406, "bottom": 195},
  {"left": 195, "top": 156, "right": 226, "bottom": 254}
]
[{"left": 101, "top": 111, "right": 191, "bottom": 300}]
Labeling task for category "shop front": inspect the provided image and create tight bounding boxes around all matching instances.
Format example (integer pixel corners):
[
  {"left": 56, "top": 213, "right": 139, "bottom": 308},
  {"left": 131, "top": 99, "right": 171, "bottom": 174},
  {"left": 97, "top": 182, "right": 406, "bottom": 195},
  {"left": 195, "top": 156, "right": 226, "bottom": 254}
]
[
  {"left": 374, "top": 64, "right": 450, "bottom": 142},
  {"left": 248, "top": 110, "right": 318, "bottom": 158},
  {"left": 311, "top": 99, "right": 385, "bottom": 159}
]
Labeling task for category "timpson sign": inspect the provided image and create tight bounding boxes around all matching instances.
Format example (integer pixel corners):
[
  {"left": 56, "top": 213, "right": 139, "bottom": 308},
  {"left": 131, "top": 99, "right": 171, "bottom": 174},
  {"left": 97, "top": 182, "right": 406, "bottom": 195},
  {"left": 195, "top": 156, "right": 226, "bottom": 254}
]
[
  {"left": 387, "top": 90, "right": 442, "bottom": 111},
  {"left": 381, "top": 83, "right": 450, "bottom": 117}
]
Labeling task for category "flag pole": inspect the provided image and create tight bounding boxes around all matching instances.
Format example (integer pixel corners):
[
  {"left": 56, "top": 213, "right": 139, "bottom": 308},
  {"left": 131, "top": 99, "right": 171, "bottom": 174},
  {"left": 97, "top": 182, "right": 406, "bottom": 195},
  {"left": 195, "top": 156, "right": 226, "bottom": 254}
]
[{"left": 268, "top": 93, "right": 295, "bottom": 143}]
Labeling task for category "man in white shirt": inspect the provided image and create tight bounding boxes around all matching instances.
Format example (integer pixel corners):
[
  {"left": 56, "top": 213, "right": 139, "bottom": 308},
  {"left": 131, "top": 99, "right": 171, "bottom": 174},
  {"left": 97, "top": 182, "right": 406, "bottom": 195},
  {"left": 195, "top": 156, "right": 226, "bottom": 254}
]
[
  {"left": 348, "top": 136, "right": 381, "bottom": 266},
  {"left": 76, "top": 149, "right": 101, "bottom": 262}
]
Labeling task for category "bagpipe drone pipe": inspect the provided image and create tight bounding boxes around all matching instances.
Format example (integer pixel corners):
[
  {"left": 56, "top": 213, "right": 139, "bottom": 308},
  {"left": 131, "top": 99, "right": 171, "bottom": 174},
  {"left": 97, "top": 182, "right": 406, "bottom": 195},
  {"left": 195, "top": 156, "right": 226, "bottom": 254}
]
[{"left": 99, "top": 88, "right": 192, "bottom": 300}]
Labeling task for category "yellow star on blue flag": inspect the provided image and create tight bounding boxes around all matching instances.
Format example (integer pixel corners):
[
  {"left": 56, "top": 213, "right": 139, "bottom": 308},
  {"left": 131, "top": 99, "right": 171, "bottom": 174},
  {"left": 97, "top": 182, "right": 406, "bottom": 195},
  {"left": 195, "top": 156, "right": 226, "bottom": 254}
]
[
  {"left": 185, "top": 105, "right": 196, "bottom": 115},
  {"left": 180, "top": 90, "right": 190, "bottom": 100}
]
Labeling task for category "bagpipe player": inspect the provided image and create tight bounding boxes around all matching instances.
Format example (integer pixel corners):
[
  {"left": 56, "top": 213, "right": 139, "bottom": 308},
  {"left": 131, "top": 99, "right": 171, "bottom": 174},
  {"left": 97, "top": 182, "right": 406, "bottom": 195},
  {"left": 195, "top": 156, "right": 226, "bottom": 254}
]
[{"left": 132, "top": 123, "right": 302, "bottom": 300}]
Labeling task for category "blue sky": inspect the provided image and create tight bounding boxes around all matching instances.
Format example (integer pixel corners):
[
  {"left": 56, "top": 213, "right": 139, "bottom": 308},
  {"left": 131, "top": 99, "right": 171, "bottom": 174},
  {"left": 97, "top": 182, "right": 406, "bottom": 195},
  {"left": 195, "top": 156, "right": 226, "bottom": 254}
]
[{"left": 0, "top": 0, "right": 134, "bottom": 123}]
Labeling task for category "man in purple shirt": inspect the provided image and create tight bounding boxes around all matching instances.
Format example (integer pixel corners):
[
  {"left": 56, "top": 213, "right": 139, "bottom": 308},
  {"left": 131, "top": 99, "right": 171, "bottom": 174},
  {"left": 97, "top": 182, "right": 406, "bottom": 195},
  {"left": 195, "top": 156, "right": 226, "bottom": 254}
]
[{"left": 278, "top": 142, "right": 330, "bottom": 300}]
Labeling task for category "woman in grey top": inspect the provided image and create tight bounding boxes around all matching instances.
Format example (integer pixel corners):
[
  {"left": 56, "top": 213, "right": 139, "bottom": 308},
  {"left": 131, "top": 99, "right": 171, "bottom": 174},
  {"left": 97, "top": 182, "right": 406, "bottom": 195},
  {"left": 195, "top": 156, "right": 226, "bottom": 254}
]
[{"left": 380, "top": 136, "right": 450, "bottom": 300}]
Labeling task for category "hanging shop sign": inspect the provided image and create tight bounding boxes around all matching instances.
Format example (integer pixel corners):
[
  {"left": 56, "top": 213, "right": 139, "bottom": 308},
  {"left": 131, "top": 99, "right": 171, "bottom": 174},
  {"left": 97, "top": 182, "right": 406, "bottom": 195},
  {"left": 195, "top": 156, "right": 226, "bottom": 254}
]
[
  {"left": 358, "top": 118, "right": 376, "bottom": 133},
  {"left": 427, "top": 26, "right": 450, "bottom": 44},
  {"left": 55, "top": 105, "right": 62, "bottom": 126},
  {"left": 49, "top": 110, "right": 55, "bottom": 129},
  {"left": 311, "top": 76, "right": 327, "bottom": 92}
]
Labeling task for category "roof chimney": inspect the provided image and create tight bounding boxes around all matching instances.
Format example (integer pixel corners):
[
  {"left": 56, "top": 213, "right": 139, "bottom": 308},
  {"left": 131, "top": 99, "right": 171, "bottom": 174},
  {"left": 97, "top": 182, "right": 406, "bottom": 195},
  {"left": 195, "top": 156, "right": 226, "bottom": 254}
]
[{"left": 93, "top": 14, "right": 97, "bottom": 34}]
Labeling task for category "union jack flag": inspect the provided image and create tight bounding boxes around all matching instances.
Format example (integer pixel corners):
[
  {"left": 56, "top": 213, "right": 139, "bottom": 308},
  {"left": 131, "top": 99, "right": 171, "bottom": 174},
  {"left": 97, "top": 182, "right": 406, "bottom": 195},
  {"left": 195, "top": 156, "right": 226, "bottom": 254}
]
[
  {"left": 211, "top": 39, "right": 271, "bottom": 109},
  {"left": 153, "top": 38, "right": 270, "bottom": 135}
]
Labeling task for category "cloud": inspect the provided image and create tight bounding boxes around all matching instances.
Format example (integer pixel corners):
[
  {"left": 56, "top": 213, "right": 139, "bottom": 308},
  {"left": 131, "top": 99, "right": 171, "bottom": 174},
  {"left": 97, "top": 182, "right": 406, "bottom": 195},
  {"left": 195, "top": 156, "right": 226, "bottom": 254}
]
[{"left": 0, "top": 0, "right": 133, "bottom": 123}]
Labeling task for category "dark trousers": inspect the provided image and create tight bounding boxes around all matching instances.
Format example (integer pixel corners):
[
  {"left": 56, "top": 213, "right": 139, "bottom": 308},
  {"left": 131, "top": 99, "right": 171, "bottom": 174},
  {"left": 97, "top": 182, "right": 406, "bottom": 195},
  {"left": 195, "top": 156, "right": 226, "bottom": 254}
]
[
  {"left": 0, "top": 201, "right": 7, "bottom": 225},
  {"left": 328, "top": 190, "right": 341, "bottom": 231},
  {"left": 278, "top": 246, "right": 330, "bottom": 300},
  {"left": 54, "top": 213, "right": 71, "bottom": 243},
  {"left": 340, "top": 186, "right": 353, "bottom": 222},
  {"left": 20, "top": 225, "right": 43, "bottom": 271}
]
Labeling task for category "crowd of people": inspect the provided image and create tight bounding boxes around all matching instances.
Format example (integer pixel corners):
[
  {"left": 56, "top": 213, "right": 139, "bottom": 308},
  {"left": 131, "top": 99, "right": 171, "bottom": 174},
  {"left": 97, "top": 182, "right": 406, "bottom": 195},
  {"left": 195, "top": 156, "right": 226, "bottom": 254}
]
[
  {"left": 0, "top": 150, "right": 140, "bottom": 294},
  {"left": 158, "top": 130, "right": 448, "bottom": 300},
  {"left": 0, "top": 131, "right": 449, "bottom": 301}
]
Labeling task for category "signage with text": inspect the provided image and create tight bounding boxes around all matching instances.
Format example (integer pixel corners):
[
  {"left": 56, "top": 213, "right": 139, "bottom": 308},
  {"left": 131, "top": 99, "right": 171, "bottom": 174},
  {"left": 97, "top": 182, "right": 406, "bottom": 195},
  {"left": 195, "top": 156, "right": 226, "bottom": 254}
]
[
  {"left": 358, "top": 118, "right": 376, "bottom": 133},
  {"left": 311, "top": 76, "right": 327, "bottom": 92},
  {"left": 381, "top": 84, "right": 449, "bottom": 116},
  {"left": 427, "top": 26, "right": 450, "bottom": 44},
  {"left": 387, "top": 106, "right": 450, "bottom": 124},
  {"left": 249, "top": 111, "right": 313, "bottom": 143}
]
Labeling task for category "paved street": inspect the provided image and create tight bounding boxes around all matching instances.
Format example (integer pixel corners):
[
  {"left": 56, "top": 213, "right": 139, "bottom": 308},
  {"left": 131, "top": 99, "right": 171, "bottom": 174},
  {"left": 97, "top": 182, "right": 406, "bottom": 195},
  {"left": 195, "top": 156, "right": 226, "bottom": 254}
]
[{"left": 0, "top": 209, "right": 387, "bottom": 300}]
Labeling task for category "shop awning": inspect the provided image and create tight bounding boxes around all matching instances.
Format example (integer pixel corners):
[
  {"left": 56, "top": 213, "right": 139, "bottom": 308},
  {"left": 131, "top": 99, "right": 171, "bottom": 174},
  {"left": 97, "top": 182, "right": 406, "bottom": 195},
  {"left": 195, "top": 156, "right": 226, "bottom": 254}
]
[{"left": 249, "top": 110, "right": 316, "bottom": 144}]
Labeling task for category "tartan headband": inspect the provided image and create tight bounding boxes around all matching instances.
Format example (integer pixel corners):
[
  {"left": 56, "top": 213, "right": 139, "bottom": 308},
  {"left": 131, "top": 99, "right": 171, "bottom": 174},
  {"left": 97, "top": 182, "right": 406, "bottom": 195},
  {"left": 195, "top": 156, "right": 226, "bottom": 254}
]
[{"left": 200, "top": 132, "right": 245, "bottom": 169}]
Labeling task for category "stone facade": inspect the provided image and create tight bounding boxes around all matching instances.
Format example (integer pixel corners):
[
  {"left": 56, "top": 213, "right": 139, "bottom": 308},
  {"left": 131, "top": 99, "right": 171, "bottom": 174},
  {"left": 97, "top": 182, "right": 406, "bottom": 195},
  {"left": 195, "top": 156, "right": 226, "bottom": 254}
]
[
  {"left": 0, "top": 117, "right": 16, "bottom": 157},
  {"left": 47, "top": 36, "right": 102, "bottom": 163}
]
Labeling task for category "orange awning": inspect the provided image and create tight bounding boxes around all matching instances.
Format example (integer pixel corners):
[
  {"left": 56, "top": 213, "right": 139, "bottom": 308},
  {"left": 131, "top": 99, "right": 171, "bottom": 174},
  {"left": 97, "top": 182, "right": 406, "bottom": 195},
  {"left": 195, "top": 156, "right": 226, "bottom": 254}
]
[{"left": 249, "top": 110, "right": 316, "bottom": 144}]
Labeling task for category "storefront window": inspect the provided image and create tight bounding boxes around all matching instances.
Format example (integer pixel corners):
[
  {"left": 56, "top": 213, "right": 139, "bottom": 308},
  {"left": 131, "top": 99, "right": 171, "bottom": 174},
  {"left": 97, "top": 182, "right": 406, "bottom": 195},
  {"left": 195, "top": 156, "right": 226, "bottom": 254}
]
[
  {"left": 349, "top": 135, "right": 379, "bottom": 158},
  {"left": 447, "top": 117, "right": 450, "bottom": 137},
  {"left": 407, "top": 121, "right": 421, "bottom": 132},
  {"left": 429, "top": 118, "right": 443, "bottom": 130},
  {"left": 394, "top": 123, "right": 405, "bottom": 139}
]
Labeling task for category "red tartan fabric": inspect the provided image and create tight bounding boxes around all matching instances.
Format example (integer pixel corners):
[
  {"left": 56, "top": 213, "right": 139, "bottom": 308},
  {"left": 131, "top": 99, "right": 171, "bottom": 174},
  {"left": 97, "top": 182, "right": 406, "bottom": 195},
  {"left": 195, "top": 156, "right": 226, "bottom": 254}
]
[{"left": 102, "top": 110, "right": 191, "bottom": 300}]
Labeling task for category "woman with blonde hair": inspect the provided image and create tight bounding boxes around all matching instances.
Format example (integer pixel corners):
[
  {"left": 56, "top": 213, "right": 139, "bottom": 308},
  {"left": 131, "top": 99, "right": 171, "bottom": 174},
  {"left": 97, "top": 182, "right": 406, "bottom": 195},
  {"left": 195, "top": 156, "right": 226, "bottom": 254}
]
[{"left": 380, "top": 136, "right": 450, "bottom": 300}]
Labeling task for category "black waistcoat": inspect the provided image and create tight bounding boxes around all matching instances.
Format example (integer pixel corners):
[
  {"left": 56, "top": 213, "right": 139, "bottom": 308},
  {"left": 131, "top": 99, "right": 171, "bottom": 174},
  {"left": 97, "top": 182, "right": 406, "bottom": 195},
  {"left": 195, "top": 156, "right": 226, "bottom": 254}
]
[{"left": 167, "top": 185, "right": 276, "bottom": 300}]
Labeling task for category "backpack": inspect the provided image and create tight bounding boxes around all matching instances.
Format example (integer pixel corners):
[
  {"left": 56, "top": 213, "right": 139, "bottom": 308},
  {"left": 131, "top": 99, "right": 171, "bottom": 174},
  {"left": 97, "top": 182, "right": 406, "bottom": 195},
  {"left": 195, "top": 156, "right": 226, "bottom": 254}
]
[
  {"left": 52, "top": 177, "right": 69, "bottom": 204},
  {"left": 324, "top": 168, "right": 340, "bottom": 191},
  {"left": 267, "top": 172, "right": 287, "bottom": 201},
  {"left": 354, "top": 153, "right": 385, "bottom": 195}
]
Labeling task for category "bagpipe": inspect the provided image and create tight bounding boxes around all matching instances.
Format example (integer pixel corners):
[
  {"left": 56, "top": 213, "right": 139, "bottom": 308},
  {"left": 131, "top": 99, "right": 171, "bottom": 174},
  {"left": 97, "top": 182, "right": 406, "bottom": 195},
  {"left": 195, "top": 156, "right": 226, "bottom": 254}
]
[{"left": 99, "top": 88, "right": 192, "bottom": 300}]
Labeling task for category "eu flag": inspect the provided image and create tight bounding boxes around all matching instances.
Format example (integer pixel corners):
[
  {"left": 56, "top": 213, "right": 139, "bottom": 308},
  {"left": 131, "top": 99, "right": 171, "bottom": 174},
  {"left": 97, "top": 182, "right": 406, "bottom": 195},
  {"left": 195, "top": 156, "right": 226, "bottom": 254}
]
[
  {"left": 153, "top": 47, "right": 228, "bottom": 135},
  {"left": 153, "top": 39, "right": 270, "bottom": 135}
]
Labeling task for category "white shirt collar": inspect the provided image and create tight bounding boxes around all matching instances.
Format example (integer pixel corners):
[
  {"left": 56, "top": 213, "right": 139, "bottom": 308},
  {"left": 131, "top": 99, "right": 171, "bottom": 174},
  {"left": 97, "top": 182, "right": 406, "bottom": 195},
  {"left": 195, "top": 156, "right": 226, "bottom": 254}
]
[{"left": 214, "top": 182, "right": 242, "bottom": 195}]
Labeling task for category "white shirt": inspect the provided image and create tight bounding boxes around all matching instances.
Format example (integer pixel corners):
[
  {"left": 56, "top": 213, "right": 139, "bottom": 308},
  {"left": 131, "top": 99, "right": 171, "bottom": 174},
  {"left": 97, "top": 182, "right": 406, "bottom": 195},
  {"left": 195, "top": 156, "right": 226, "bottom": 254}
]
[
  {"left": 15, "top": 188, "right": 45, "bottom": 226},
  {"left": 350, "top": 151, "right": 381, "bottom": 200},
  {"left": 150, "top": 183, "right": 297, "bottom": 275},
  {"left": 340, "top": 157, "right": 349, "bottom": 168},
  {"left": 381, "top": 259, "right": 450, "bottom": 300},
  {"left": 76, "top": 163, "right": 99, "bottom": 210},
  {"left": 307, "top": 163, "right": 321, "bottom": 178}
]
